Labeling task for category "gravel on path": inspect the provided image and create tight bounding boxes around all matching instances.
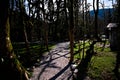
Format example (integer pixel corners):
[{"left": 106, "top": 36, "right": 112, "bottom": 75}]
[{"left": 29, "top": 42, "right": 73, "bottom": 80}]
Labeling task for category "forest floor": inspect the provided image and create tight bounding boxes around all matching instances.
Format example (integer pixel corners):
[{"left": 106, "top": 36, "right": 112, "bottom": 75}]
[{"left": 29, "top": 42, "right": 73, "bottom": 80}]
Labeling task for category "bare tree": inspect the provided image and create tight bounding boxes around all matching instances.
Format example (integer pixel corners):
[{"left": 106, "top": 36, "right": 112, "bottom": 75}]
[{"left": 93, "top": 0, "right": 101, "bottom": 41}]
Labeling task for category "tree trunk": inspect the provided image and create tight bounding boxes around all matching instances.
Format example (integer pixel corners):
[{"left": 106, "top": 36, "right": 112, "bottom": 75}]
[
  {"left": 19, "top": 0, "right": 31, "bottom": 65},
  {"left": 93, "top": 0, "right": 100, "bottom": 41},
  {"left": 69, "top": 0, "right": 74, "bottom": 62},
  {"left": 0, "top": 0, "right": 29, "bottom": 80},
  {"left": 113, "top": 1, "right": 120, "bottom": 79}
]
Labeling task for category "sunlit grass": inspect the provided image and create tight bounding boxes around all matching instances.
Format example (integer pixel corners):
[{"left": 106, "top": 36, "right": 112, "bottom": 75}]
[
  {"left": 74, "top": 40, "right": 117, "bottom": 79},
  {"left": 74, "top": 40, "right": 92, "bottom": 60},
  {"left": 88, "top": 52, "right": 116, "bottom": 80}
]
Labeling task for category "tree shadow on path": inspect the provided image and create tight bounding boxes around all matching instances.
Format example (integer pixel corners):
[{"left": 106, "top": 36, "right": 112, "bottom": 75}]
[
  {"left": 35, "top": 45, "right": 72, "bottom": 80},
  {"left": 37, "top": 52, "right": 61, "bottom": 80},
  {"left": 49, "top": 62, "right": 72, "bottom": 80}
]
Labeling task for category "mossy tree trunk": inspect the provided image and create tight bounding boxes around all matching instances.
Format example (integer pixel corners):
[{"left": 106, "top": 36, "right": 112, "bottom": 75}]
[{"left": 0, "top": 0, "right": 29, "bottom": 80}]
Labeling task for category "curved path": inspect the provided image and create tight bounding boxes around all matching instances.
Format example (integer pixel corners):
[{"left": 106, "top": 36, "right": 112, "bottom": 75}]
[{"left": 30, "top": 42, "right": 73, "bottom": 80}]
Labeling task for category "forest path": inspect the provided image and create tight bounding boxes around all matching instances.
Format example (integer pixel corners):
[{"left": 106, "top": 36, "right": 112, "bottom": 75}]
[{"left": 30, "top": 42, "right": 73, "bottom": 80}]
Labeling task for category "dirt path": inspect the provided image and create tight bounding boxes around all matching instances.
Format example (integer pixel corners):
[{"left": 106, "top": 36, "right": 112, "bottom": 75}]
[{"left": 30, "top": 42, "right": 73, "bottom": 80}]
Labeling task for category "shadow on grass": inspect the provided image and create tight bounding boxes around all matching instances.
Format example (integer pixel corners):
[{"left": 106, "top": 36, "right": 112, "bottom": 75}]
[
  {"left": 76, "top": 40, "right": 119, "bottom": 80},
  {"left": 76, "top": 41, "right": 97, "bottom": 80},
  {"left": 113, "top": 52, "right": 120, "bottom": 80}
]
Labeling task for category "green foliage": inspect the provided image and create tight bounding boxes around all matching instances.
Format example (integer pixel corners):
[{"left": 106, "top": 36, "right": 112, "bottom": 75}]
[{"left": 74, "top": 40, "right": 117, "bottom": 79}]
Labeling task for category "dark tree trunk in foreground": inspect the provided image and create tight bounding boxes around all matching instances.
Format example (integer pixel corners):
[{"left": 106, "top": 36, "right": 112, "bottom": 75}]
[
  {"left": 69, "top": 0, "right": 74, "bottom": 62},
  {"left": 0, "top": 0, "right": 29, "bottom": 80},
  {"left": 113, "top": 1, "right": 120, "bottom": 79}
]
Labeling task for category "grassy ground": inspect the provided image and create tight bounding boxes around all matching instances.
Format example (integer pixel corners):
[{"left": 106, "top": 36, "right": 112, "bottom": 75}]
[
  {"left": 88, "top": 51, "right": 116, "bottom": 80},
  {"left": 74, "top": 40, "right": 117, "bottom": 80},
  {"left": 12, "top": 42, "right": 55, "bottom": 68}
]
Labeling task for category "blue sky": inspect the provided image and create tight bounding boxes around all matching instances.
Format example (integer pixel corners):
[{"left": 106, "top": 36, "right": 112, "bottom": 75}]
[
  {"left": 87, "top": 0, "right": 116, "bottom": 10},
  {"left": 25, "top": 0, "right": 116, "bottom": 13}
]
